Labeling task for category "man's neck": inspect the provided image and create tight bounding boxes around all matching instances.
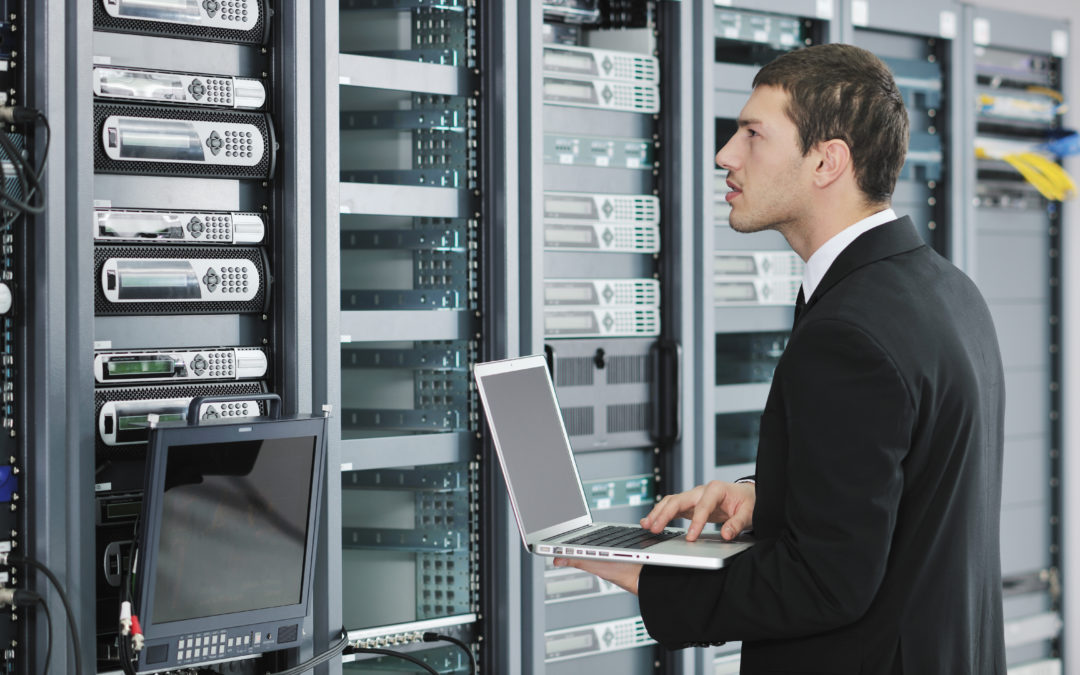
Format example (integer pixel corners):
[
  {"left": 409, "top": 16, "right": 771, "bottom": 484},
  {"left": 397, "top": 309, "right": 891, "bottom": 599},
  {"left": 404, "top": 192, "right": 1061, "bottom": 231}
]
[{"left": 783, "top": 201, "right": 891, "bottom": 262}]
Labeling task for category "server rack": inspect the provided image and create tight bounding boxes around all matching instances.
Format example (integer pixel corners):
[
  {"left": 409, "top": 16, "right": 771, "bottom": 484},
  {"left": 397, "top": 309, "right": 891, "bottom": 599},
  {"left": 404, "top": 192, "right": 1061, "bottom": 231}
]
[
  {"left": 698, "top": 2, "right": 838, "bottom": 671},
  {"left": 961, "top": 7, "right": 1068, "bottom": 673},
  {"left": 848, "top": 4, "right": 953, "bottom": 258},
  {"left": 515, "top": 1, "right": 697, "bottom": 673},
  {"left": 0, "top": 1, "right": 53, "bottom": 672},
  {"left": 317, "top": 1, "right": 492, "bottom": 673},
  {"left": 20, "top": 1, "right": 315, "bottom": 673}
]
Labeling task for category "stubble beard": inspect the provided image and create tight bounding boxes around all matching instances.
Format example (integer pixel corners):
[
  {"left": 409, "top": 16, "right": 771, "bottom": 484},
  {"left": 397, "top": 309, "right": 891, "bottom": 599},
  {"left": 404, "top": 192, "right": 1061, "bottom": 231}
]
[{"left": 728, "top": 210, "right": 774, "bottom": 234}]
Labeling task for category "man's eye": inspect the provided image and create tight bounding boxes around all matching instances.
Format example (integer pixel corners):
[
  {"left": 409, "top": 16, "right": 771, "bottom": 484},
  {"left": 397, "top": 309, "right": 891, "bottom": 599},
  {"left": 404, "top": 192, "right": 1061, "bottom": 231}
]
[{"left": 746, "top": 128, "right": 758, "bottom": 137}]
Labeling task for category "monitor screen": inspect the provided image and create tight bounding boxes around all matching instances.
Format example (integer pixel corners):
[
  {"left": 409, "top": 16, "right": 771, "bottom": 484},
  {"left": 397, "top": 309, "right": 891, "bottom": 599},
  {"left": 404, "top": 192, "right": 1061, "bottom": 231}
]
[
  {"left": 134, "top": 416, "right": 326, "bottom": 673},
  {"left": 476, "top": 363, "right": 590, "bottom": 535},
  {"left": 153, "top": 436, "right": 315, "bottom": 623}
]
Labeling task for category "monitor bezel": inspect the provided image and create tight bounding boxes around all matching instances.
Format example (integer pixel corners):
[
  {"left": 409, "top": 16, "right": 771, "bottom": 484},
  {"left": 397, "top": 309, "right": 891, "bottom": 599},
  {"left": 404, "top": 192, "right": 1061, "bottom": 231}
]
[{"left": 134, "top": 415, "right": 327, "bottom": 654}]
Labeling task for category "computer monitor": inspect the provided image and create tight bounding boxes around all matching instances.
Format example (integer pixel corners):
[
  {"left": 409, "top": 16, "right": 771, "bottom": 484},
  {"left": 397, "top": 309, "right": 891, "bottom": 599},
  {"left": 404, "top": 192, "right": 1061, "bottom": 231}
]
[{"left": 132, "top": 414, "right": 328, "bottom": 673}]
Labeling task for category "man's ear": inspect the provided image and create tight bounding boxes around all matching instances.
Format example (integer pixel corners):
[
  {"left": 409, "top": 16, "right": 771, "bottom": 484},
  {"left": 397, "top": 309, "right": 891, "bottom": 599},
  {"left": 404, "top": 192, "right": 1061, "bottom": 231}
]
[{"left": 811, "top": 138, "right": 853, "bottom": 189}]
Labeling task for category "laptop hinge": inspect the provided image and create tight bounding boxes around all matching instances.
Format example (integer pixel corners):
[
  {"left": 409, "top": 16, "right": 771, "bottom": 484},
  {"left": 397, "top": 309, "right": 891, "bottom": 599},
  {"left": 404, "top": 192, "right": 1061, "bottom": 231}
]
[{"left": 541, "top": 524, "right": 592, "bottom": 543}]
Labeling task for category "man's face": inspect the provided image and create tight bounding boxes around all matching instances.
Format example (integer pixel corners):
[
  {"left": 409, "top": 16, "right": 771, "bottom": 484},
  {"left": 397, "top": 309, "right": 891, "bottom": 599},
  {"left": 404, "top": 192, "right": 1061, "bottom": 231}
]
[{"left": 716, "top": 85, "right": 813, "bottom": 234}]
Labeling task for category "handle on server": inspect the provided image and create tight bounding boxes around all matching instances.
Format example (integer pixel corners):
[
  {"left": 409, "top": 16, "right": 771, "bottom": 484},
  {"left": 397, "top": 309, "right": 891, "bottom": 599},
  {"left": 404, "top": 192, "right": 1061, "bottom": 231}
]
[
  {"left": 185, "top": 392, "right": 282, "bottom": 424},
  {"left": 649, "top": 339, "right": 682, "bottom": 445}
]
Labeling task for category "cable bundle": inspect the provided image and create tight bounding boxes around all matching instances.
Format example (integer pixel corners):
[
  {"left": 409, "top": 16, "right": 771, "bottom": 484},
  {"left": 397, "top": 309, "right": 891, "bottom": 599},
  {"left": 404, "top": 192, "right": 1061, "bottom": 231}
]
[
  {"left": 0, "top": 106, "right": 49, "bottom": 227},
  {"left": 975, "top": 142, "right": 1077, "bottom": 202}
]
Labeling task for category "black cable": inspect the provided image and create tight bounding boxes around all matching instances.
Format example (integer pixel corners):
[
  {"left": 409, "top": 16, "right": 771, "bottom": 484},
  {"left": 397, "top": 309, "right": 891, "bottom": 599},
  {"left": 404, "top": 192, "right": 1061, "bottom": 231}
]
[
  {"left": 423, "top": 632, "right": 476, "bottom": 675},
  {"left": 37, "top": 595, "right": 52, "bottom": 675},
  {"left": 1, "top": 589, "right": 50, "bottom": 674},
  {"left": 344, "top": 646, "right": 440, "bottom": 675},
  {"left": 263, "top": 631, "right": 350, "bottom": 675},
  {"left": 7, "top": 556, "right": 84, "bottom": 675},
  {"left": 0, "top": 126, "right": 41, "bottom": 214},
  {"left": 0, "top": 128, "right": 31, "bottom": 210},
  {"left": 0, "top": 107, "right": 49, "bottom": 225}
]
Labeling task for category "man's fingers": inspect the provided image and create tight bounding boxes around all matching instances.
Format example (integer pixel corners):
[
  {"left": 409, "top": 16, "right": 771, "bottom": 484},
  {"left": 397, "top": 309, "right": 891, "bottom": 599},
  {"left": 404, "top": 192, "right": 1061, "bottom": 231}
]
[
  {"left": 641, "top": 494, "right": 680, "bottom": 531},
  {"left": 721, "top": 516, "right": 745, "bottom": 540},
  {"left": 686, "top": 495, "right": 720, "bottom": 541},
  {"left": 720, "top": 495, "right": 754, "bottom": 539}
]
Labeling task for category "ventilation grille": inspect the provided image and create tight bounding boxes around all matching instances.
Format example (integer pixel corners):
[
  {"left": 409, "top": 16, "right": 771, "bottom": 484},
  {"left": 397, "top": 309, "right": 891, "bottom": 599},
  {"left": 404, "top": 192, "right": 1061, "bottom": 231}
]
[
  {"left": 606, "top": 355, "right": 650, "bottom": 385},
  {"left": 556, "top": 357, "right": 595, "bottom": 387},
  {"left": 607, "top": 403, "right": 650, "bottom": 434},
  {"left": 561, "top": 407, "right": 594, "bottom": 437}
]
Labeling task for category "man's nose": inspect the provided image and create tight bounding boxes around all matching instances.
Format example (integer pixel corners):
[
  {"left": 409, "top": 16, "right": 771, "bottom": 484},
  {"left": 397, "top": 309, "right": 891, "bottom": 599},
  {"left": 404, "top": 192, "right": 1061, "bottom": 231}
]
[{"left": 715, "top": 141, "right": 734, "bottom": 171}]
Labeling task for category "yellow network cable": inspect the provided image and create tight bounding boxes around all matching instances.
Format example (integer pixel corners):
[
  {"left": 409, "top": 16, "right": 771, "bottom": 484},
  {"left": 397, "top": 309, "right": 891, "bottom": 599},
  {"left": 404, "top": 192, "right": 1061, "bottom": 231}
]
[
  {"left": 1026, "top": 85, "right": 1065, "bottom": 103},
  {"left": 975, "top": 146, "right": 1077, "bottom": 201},
  {"left": 1020, "top": 152, "right": 1076, "bottom": 196},
  {"left": 1001, "top": 155, "right": 1063, "bottom": 200}
]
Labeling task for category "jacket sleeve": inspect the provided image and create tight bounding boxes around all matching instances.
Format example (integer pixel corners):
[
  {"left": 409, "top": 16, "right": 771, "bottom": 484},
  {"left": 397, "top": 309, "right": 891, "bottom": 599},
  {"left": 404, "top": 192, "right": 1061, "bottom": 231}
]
[{"left": 639, "top": 317, "right": 915, "bottom": 648}]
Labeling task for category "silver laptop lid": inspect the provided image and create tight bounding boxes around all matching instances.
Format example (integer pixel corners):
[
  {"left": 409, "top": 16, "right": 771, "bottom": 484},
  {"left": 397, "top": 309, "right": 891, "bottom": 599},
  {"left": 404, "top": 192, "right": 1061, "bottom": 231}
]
[{"left": 474, "top": 355, "right": 593, "bottom": 547}]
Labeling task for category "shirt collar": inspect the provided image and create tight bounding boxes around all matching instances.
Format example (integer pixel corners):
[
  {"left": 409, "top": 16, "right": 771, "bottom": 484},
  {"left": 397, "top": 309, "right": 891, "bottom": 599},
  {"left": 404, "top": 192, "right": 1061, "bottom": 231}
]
[{"left": 802, "top": 208, "right": 896, "bottom": 300}]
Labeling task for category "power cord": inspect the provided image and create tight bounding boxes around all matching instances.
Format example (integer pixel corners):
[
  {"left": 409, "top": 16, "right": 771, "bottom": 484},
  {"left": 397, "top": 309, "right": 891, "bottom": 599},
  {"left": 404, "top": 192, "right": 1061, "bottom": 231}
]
[
  {"left": 423, "top": 632, "right": 477, "bottom": 675},
  {"left": 0, "top": 587, "right": 52, "bottom": 674},
  {"left": 4, "top": 554, "right": 84, "bottom": 675}
]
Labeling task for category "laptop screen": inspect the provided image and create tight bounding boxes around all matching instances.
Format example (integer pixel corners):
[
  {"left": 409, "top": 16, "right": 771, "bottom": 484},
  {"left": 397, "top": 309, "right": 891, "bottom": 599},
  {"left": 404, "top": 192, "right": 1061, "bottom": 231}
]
[{"left": 477, "top": 363, "right": 590, "bottom": 534}]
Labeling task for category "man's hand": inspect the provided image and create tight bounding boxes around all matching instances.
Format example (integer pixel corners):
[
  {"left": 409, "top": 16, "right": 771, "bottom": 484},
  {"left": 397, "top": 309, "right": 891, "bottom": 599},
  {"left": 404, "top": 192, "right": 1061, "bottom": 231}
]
[
  {"left": 552, "top": 557, "right": 643, "bottom": 595},
  {"left": 640, "top": 480, "right": 755, "bottom": 541}
]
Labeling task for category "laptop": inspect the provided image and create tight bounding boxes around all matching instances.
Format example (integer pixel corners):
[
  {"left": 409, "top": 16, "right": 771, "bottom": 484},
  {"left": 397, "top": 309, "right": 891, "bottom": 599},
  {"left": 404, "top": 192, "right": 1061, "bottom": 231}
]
[{"left": 474, "top": 354, "right": 753, "bottom": 570}]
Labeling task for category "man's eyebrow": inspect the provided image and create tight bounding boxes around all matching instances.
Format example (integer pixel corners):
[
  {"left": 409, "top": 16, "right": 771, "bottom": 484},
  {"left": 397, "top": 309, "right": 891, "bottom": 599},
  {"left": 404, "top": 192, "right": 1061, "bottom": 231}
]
[{"left": 737, "top": 118, "right": 762, "bottom": 128}]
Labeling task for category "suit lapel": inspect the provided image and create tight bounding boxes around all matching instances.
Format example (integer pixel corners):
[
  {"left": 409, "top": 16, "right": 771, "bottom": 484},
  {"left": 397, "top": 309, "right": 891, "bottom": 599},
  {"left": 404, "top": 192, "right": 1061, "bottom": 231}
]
[{"left": 803, "top": 216, "right": 926, "bottom": 316}]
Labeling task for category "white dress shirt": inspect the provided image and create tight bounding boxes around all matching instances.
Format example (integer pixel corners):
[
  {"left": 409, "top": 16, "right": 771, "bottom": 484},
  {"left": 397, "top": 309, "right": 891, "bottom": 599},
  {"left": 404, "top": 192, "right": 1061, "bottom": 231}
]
[{"left": 802, "top": 208, "right": 897, "bottom": 300}]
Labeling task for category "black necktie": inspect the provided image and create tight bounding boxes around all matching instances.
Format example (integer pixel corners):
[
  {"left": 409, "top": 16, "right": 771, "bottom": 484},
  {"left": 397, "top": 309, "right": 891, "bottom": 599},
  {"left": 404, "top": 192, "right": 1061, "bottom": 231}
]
[{"left": 793, "top": 287, "right": 806, "bottom": 328}]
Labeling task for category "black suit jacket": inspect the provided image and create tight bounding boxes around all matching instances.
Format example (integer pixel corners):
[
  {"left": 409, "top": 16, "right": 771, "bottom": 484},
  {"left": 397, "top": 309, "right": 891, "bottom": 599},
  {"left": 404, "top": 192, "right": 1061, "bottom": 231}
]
[{"left": 639, "top": 217, "right": 1006, "bottom": 674}]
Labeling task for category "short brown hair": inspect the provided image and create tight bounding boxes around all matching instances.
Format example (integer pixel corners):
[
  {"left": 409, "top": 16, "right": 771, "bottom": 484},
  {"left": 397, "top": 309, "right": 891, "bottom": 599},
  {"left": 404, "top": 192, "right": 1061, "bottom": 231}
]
[{"left": 752, "top": 43, "right": 909, "bottom": 205}]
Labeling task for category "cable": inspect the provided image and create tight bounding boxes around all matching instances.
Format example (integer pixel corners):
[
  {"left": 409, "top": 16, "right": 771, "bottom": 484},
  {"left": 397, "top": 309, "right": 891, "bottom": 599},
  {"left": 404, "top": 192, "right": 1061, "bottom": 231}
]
[
  {"left": 976, "top": 143, "right": 1077, "bottom": 201},
  {"left": 118, "top": 563, "right": 138, "bottom": 675},
  {"left": 1023, "top": 152, "right": 1077, "bottom": 195},
  {"left": 423, "top": 632, "right": 476, "bottom": 675},
  {"left": 0, "top": 106, "right": 49, "bottom": 226},
  {"left": 6, "top": 555, "right": 84, "bottom": 675},
  {"left": 343, "top": 646, "right": 440, "bottom": 675},
  {"left": 38, "top": 595, "right": 52, "bottom": 675},
  {"left": 0, "top": 588, "right": 51, "bottom": 674},
  {"left": 263, "top": 631, "right": 350, "bottom": 675}
]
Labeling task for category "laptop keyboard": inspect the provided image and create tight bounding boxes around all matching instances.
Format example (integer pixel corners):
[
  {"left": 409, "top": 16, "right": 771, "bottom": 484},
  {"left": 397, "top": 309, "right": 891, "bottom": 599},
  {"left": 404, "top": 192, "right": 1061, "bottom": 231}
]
[{"left": 559, "top": 525, "right": 680, "bottom": 550}]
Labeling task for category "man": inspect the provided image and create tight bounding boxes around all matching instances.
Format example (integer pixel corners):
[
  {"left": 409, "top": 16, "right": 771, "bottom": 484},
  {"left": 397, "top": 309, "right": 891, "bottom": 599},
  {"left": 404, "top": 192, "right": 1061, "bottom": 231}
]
[{"left": 555, "top": 43, "right": 1006, "bottom": 674}]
